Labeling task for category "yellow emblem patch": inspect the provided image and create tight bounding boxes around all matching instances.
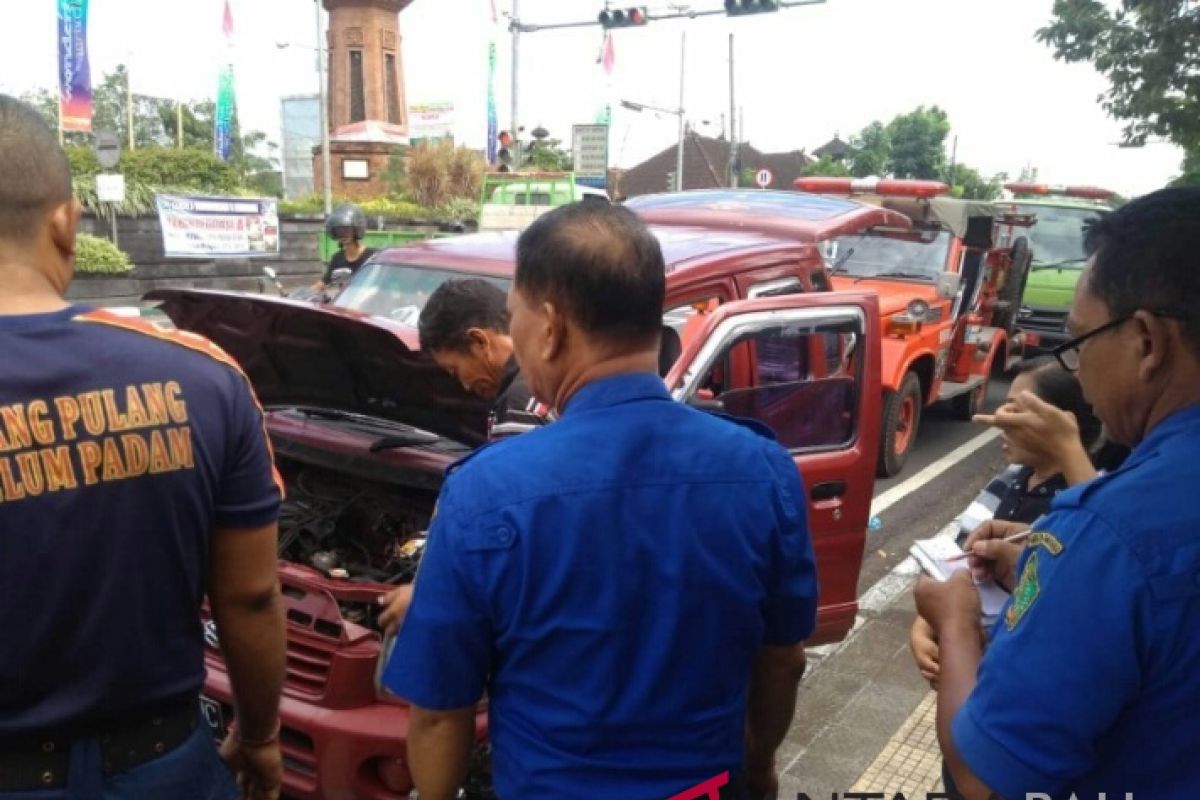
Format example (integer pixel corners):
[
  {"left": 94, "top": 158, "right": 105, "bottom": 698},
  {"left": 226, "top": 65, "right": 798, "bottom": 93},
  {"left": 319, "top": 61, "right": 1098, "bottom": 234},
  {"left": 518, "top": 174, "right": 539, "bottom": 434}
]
[{"left": 1027, "top": 531, "right": 1064, "bottom": 556}]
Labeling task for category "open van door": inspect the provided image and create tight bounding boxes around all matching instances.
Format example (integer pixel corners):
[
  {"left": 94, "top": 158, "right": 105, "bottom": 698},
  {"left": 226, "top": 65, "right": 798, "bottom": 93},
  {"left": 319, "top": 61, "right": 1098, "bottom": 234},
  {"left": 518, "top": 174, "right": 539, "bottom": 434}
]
[{"left": 665, "top": 291, "right": 882, "bottom": 645}]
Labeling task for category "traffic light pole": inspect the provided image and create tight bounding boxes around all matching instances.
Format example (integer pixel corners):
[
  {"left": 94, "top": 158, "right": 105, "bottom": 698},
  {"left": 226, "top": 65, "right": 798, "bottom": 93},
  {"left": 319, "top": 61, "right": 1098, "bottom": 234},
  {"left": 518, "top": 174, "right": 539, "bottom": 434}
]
[
  {"left": 676, "top": 31, "right": 686, "bottom": 192},
  {"left": 514, "top": 0, "right": 825, "bottom": 33},
  {"left": 511, "top": 0, "right": 522, "bottom": 169}
]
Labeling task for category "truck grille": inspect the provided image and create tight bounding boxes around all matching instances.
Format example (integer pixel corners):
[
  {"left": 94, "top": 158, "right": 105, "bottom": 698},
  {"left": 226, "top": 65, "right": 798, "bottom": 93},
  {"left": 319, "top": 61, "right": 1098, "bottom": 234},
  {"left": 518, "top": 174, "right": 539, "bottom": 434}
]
[
  {"left": 1019, "top": 306, "right": 1068, "bottom": 333},
  {"left": 281, "top": 726, "right": 317, "bottom": 777},
  {"left": 285, "top": 636, "right": 335, "bottom": 695}
]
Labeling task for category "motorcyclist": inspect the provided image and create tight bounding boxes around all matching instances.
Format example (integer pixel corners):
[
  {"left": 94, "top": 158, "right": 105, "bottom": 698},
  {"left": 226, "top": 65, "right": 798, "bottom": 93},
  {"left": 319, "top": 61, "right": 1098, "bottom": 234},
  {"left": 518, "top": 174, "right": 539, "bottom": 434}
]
[{"left": 315, "top": 204, "right": 376, "bottom": 291}]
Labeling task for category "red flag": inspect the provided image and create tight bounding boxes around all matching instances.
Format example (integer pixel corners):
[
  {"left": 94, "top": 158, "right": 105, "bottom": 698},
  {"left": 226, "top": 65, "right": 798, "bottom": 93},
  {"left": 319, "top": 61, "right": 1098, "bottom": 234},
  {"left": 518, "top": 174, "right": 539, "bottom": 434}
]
[
  {"left": 599, "top": 32, "right": 615, "bottom": 76},
  {"left": 222, "top": 0, "right": 234, "bottom": 38}
]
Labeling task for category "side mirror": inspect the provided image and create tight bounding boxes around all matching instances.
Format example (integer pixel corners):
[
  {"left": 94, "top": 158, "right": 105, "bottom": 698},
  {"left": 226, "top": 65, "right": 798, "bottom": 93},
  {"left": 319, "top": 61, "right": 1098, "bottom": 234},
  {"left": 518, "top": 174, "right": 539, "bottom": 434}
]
[
  {"left": 936, "top": 271, "right": 961, "bottom": 299},
  {"left": 330, "top": 267, "right": 353, "bottom": 284}
]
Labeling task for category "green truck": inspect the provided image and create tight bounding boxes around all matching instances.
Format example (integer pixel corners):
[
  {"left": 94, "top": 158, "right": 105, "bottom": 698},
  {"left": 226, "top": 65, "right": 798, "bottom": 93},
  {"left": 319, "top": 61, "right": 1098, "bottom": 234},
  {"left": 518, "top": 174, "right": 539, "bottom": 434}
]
[{"left": 998, "top": 184, "right": 1116, "bottom": 351}]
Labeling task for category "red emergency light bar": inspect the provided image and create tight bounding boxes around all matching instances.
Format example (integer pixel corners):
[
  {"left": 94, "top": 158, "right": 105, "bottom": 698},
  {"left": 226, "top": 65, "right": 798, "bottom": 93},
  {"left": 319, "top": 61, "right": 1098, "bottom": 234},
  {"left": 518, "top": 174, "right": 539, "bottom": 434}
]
[
  {"left": 1003, "top": 183, "right": 1116, "bottom": 201},
  {"left": 794, "top": 177, "right": 950, "bottom": 199}
]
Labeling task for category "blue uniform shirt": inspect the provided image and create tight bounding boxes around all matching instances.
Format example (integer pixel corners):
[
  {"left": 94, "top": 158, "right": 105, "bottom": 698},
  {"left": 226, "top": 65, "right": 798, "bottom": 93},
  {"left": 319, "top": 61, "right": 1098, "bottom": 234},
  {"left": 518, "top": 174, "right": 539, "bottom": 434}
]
[
  {"left": 0, "top": 307, "right": 282, "bottom": 735},
  {"left": 953, "top": 404, "right": 1200, "bottom": 799},
  {"left": 383, "top": 372, "right": 817, "bottom": 800}
]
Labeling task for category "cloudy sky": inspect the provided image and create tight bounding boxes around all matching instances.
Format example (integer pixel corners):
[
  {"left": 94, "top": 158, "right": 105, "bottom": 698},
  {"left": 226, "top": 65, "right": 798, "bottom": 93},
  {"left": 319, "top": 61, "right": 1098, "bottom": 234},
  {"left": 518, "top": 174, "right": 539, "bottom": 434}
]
[{"left": 0, "top": 0, "right": 1183, "bottom": 196}]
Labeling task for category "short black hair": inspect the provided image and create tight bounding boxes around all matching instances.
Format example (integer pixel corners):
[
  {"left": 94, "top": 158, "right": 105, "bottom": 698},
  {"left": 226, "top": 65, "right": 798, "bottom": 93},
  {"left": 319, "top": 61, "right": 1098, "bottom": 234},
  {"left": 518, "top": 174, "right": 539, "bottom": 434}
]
[
  {"left": 1016, "top": 356, "right": 1103, "bottom": 451},
  {"left": 515, "top": 201, "right": 665, "bottom": 348},
  {"left": 1083, "top": 186, "right": 1200, "bottom": 350},
  {"left": 0, "top": 95, "right": 72, "bottom": 241},
  {"left": 418, "top": 278, "right": 510, "bottom": 353}
]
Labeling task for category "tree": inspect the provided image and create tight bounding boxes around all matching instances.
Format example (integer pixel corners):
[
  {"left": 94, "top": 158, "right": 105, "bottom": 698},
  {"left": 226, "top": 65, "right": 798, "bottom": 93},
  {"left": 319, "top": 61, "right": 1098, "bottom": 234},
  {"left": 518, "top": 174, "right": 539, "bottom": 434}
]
[
  {"left": 1037, "top": 0, "right": 1200, "bottom": 151},
  {"left": 949, "top": 164, "right": 1002, "bottom": 201},
  {"left": 524, "top": 137, "right": 572, "bottom": 171},
  {"left": 886, "top": 106, "right": 950, "bottom": 180},
  {"left": 1171, "top": 146, "right": 1200, "bottom": 187},
  {"left": 849, "top": 121, "right": 891, "bottom": 178},
  {"left": 801, "top": 156, "right": 852, "bottom": 178}
]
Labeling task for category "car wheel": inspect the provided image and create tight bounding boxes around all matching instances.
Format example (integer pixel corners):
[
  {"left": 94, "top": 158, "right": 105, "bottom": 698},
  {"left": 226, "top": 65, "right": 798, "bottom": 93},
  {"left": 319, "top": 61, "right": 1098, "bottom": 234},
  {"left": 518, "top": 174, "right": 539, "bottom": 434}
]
[{"left": 878, "top": 372, "right": 923, "bottom": 477}]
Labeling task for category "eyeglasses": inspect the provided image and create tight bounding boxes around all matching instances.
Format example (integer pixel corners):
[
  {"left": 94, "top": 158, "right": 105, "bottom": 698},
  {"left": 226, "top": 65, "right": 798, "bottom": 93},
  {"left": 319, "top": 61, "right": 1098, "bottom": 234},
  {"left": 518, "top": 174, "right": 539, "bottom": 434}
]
[{"left": 1052, "top": 309, "right": 1191, "bottom": 372}]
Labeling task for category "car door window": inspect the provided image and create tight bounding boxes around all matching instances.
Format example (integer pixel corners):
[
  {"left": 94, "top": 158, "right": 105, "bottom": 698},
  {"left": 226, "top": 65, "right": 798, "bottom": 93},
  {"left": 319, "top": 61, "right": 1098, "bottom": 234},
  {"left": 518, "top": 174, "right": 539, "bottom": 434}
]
[{"left": 684, "top": 311, "right": 863, "bottom": 452}]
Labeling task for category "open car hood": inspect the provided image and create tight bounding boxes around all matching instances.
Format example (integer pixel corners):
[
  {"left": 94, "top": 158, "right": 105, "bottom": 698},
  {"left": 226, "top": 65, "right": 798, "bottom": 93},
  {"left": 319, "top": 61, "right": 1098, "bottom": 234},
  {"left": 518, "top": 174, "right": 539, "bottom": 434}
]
[{"left": 144, "top": 289, "right": 490, "bottom": 447}]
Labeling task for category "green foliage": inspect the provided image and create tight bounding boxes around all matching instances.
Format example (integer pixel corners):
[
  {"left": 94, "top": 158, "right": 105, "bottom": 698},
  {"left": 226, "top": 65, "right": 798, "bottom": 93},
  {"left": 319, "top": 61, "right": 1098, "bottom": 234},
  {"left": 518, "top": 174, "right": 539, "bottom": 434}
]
[
  {"left": 66, "top": 146, "right": 101, "bottom": 181},
  {"left": 246, "top": 171, "right": 284, "bottom": 199},
  {"left": 523, "top": 138, "right": 573, "bottom": 172},
  {"left": 801, "top": 156, "right": 853, "bottom": 178},
  {"left": 1037, "top": 0, "right": 1200, "bottom": 151},
  {"left": 116, "top": 148, "right": 240, "bottom": 194},
  {"left": 384, "top": 150, "right": 408, "bottom": 197},
  {"left": 849, "top": 121, "right": 891, "bottom": 178},
  {"left": 277, "top": 193, "right": 478, "bottom": 222},
  {"left": 948, "top": 164, "right": 1003, "bottom": 200},
  {"left": 75, "top": 233, "right": 132, "bottom": 274},
  {"left": 886, "top": 106, "right": 950, "bottom": 179},
  {"left": 73, "top": 175, "right": 160, "bottom": 216}
]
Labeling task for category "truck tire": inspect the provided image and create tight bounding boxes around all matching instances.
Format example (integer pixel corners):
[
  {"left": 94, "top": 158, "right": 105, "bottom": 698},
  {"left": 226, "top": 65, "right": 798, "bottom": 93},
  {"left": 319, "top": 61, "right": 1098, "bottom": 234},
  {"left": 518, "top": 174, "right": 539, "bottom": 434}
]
[
  {"left": 994, "top": 236, "right": 1032, "bottom": 335},
  {"left": 952, "top": 373, "right": 989, "bottom": 420},
  {"left": 877, "top": 372, "right": 923, "bottom": 478}
]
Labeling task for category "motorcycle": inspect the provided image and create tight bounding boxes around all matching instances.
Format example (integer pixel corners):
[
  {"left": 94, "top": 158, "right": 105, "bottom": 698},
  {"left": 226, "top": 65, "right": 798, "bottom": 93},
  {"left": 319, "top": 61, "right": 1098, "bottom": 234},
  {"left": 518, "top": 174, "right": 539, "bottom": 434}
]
[{"left": 262, "top": 266, "right": 352, "bottom": 304}]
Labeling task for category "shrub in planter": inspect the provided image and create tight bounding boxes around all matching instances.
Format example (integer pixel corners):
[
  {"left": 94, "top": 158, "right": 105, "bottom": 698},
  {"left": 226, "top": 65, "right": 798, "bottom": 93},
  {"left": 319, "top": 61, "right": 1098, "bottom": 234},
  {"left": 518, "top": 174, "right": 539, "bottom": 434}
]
[{"left": 75, "top": 233, "right": 132, "bottom": 274}]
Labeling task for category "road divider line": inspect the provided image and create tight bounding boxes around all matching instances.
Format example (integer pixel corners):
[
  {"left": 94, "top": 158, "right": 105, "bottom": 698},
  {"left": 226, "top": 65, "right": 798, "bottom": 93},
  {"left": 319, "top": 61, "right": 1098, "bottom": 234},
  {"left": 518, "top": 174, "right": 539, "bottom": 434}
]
[{"left": 870, "top": 428, "right": 1001, "bottom": 518}]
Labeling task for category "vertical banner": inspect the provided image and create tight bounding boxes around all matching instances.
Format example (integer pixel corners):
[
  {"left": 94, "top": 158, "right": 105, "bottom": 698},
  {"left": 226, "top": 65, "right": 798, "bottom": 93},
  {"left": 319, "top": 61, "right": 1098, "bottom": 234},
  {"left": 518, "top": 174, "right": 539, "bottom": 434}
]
[
  {"left": 214, "top": 1, "right": 236, "bottom": 161},
  {"left": 57, "top": 0, "right": 93, "bottom": 133},
  {"left": 486, "top": 0, "right": 499, "bottom": 163},
  {"left": 595, "top": 32, "right": 614, "bottom": 125}
]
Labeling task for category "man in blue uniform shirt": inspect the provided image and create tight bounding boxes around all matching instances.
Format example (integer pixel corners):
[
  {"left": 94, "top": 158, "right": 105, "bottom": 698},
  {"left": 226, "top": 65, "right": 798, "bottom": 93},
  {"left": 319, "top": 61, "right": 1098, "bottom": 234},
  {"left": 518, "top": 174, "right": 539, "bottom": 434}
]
[
  {"left": 0, "top": 95, "right": 286, "bottom": 799},
  {"left": 382, "top": 202, "right": 818, "bottom": 800},
  {"left": 915, "top": 186, "right": 1200, "bottom": 800}
]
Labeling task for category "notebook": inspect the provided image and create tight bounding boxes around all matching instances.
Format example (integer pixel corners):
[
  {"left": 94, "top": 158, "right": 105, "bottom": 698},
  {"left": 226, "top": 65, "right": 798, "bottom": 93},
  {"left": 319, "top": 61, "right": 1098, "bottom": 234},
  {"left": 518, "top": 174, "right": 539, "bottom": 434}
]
[{"left": 910, "top": 536, "right": 1010, "bottom": 628}]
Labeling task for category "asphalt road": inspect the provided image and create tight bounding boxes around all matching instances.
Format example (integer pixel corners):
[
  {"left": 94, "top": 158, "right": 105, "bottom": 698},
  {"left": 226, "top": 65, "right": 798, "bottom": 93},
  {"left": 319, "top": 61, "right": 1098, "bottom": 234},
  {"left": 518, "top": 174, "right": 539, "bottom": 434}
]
[{"left": 859, "top": 378, "right": 1011, "bottom": 594}]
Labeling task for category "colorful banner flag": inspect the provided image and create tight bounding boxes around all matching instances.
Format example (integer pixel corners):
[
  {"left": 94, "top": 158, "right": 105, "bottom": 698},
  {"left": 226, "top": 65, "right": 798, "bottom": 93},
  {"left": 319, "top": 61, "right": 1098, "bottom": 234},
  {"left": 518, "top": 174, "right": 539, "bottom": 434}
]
[
  {"left": 57, "top": 0, "right": 93, "bottom": 133},
  {"left": 594, "top": 32, "right": 614, "bottom": 125},
  {"left": 214, "top": 1, "right": 236, "bottom": 161}
]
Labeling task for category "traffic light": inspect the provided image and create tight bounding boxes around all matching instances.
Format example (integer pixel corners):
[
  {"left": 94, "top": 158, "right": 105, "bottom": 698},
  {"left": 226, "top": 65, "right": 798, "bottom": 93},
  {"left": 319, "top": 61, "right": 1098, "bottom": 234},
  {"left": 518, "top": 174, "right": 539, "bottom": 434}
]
[
  {"left": 724, "top": 0, "right": 778, "bottom": 15},
  {"left": 599, "top": 6, "right": 648, "bottom": 28},
  {"left": 496, "top": 131, "right": 514, "bottom": 173}
]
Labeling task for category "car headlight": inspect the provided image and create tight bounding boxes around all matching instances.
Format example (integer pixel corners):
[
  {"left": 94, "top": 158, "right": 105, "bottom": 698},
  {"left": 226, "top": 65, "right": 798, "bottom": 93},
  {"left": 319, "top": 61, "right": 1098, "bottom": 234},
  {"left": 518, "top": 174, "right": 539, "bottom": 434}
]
[{"left": 906, "top": 299, "right": 931, "bottom": 321}]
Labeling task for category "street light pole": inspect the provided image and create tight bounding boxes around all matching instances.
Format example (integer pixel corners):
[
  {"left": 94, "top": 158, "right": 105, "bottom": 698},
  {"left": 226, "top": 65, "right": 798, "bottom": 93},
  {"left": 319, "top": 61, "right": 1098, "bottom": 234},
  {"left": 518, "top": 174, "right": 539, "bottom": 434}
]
[
  {"left": 315, "top": 0, "right": 333, "bottom": 215},
  {"left": 676, "top": 31, "right": 686, "bottom": 192}
]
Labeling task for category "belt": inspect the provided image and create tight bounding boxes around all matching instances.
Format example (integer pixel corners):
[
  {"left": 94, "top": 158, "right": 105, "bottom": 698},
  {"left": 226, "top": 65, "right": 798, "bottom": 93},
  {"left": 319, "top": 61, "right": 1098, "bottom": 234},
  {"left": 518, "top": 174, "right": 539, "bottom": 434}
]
[{"left": 0, "top": 701, "right": 198, "bottom": 792}]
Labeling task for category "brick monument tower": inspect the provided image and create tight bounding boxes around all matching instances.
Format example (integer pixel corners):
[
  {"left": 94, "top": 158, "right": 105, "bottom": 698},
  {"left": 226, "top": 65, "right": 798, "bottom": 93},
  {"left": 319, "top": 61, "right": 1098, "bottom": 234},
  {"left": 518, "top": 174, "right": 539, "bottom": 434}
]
[{"left": 314, "top": 0, "right": 414, "bottom": 200}]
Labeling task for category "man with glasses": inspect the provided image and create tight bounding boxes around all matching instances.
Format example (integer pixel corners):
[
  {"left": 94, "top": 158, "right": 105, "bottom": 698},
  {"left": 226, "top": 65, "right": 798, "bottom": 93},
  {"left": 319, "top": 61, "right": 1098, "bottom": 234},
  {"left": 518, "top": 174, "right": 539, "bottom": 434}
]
[{"left": 912, "top": 186, "right": 1200, "bottom": 800}]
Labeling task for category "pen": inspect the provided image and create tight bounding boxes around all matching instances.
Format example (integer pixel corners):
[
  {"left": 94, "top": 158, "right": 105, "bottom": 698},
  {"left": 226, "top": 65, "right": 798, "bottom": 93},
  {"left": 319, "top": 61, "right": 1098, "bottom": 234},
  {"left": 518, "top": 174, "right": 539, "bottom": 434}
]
[{"left": 946, "top": 528, "right": 1032, "bottom": 561}]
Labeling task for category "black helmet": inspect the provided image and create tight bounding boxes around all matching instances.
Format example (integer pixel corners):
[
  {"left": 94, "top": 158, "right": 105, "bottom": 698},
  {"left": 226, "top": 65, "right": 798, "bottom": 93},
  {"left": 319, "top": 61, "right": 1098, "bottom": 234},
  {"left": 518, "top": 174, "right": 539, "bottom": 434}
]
[{"left": 325, "top": 204, "right": 367, "bottom": 240}]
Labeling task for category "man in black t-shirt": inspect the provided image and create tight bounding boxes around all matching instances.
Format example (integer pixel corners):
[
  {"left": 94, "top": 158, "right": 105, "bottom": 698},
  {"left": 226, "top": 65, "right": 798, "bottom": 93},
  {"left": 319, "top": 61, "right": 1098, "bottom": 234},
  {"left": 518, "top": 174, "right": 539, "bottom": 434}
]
[
  {"left": 418, "top": 279, "right": 551, "bottom": 439},
  {"left": 0, "top": 95, "right": 285, "bottom": 799},
  {"left": 317, "top": 204, "right": 377, "bottom": 289}
]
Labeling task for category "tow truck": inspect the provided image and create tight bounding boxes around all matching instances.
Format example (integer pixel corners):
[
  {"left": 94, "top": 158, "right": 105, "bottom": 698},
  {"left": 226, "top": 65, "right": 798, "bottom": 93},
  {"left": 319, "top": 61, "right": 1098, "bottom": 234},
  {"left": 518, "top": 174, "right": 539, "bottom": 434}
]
[
  {"left": 794, "top": 177, "right": 1036, "bottom": 475},
  {"left": 997, "top": 183, "right": 1116, "bottom": 352}
]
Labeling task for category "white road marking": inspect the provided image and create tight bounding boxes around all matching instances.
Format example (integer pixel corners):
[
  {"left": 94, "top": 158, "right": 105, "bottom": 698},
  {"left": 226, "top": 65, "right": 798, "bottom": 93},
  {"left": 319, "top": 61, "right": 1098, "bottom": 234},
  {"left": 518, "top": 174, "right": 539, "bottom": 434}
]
[{"left": 870, "top": 428, "right": 1001, "bottom": 517}]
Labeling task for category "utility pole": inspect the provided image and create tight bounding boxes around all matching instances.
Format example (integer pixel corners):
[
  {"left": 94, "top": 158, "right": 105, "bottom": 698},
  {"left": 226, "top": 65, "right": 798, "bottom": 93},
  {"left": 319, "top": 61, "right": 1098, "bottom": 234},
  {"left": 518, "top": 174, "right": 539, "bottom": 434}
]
[
  {"left": 511, "top": 0, "right": 522, "bottom": 169},
  {"left": 727, "top": 34, "right": 736, "bottom": 187},
  {"left": 316, "top": 0, "right": 333, "bottom": 215},
  {"left": 948, "top": 134, "right": 958, "bottom": 188},
  {"left": 676, "top": 31, "right": 686, "bottom": 192}
]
